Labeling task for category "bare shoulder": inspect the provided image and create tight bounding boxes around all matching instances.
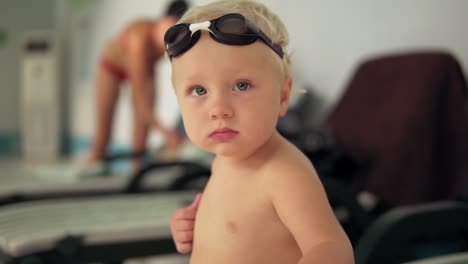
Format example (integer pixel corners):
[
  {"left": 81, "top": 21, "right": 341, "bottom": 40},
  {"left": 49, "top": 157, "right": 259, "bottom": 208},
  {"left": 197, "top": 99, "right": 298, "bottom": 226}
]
[
  {"left": 260, "top": 136, "right": 330, "bottom": 211},
  {"left": 264, "top": 138, "right": 320, "bottom": 188}
]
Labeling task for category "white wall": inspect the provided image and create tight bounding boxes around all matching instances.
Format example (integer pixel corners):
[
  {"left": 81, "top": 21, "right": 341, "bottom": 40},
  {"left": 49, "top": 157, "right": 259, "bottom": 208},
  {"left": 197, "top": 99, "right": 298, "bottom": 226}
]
[
  {"left": 68, "top": 0, "right": 468, "bottom": 150},
  {"left": 266, "top": 0, "right": 468, "bottom": 119}
]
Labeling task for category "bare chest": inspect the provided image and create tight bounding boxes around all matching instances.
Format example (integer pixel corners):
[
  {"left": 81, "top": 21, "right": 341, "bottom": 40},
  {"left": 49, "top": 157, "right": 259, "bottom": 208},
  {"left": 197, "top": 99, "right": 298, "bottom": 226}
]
[
  {"left": 196, "top": 182, "right": 276, "bottom": 242},
  {"left": 191, "top": 174, "right": 299, "bottom": 263}
]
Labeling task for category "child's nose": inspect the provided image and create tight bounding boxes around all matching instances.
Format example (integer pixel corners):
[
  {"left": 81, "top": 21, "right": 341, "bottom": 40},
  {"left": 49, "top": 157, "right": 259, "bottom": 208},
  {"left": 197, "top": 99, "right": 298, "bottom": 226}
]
[{"left": 209, "top": 98, "right": 234, "bottom": 120}]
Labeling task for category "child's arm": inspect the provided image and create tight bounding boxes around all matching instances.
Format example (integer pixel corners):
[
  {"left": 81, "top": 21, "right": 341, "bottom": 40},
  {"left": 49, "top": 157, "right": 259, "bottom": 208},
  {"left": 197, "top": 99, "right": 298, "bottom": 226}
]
[
  {"left": 267, "top": 165, "right": 354, "bottom": 264},
  {"left": 170, "top": 193, "right": 202, "bottom": 253}
]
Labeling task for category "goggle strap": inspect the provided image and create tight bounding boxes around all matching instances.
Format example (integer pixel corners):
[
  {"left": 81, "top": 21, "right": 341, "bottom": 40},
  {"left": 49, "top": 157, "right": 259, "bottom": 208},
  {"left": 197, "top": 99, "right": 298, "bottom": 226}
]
[{"left": 189, "top": 21, "right": 211, "bottom": 34}]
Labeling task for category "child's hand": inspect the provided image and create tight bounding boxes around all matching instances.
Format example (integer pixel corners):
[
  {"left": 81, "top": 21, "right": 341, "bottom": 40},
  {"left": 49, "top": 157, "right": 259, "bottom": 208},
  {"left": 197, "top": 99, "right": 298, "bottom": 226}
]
[{"left": 171, "top": 192, "right": 203, "bottom": 254}]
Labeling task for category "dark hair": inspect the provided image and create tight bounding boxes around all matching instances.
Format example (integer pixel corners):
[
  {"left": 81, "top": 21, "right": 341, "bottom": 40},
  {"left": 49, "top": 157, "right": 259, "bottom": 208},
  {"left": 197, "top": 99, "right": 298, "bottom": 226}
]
[{"left": 165, "top": 0, "right": 189, "bottom": 19}]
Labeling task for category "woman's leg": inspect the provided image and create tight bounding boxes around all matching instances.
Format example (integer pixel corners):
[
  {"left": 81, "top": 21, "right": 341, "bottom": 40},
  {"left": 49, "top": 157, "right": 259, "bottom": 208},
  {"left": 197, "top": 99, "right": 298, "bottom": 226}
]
[
  {"left": 130, "top": 79, "right": 155, "bottom": 168},
  {"left": 88, "top": 65, "right": 121, "bottom": 162}
]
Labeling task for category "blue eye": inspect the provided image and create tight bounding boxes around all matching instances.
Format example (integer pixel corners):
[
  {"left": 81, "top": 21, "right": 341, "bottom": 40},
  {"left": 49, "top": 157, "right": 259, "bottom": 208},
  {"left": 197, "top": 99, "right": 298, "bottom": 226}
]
[
  {"left": 190, "top": 86, "right": 207, "bottom": 96},
  {"left": 234, "top": 81, "right": 251, "bottom": 91}
]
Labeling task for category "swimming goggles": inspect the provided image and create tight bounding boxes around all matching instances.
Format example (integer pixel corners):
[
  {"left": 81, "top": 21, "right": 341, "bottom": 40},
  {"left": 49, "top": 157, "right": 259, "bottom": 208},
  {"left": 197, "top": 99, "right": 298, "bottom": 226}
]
[{"left": 164, "top": 13, "right": 284, "bottom": 59}]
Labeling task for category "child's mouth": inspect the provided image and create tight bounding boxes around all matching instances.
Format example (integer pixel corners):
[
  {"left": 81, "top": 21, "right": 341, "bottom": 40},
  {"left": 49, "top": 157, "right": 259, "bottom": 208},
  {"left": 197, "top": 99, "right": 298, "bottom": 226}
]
[{"left": 209, "top": 128, "right": 239, "bottom": 141}]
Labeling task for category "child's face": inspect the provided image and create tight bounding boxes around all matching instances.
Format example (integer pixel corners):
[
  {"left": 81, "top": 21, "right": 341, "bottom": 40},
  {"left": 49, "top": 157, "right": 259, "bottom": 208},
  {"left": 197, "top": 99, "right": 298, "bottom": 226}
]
[{"left": 172, "top": 32, "right": 291, "bottom": 158}]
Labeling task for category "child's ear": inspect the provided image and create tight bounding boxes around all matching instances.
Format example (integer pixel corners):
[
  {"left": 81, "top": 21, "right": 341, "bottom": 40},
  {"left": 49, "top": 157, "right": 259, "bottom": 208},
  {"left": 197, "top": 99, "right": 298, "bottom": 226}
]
[{"left": 279, "top": 76, "right": 292, "bottom": 117}]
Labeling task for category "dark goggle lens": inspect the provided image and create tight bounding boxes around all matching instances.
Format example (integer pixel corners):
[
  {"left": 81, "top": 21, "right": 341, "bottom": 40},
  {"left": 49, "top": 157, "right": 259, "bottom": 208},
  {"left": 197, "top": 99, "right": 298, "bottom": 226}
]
[
  {"left": 165, "top": 24, "right": 190, "bottom": 46},
  {"left": 216, "top": 16, "right": 248, "bottom": 34}
]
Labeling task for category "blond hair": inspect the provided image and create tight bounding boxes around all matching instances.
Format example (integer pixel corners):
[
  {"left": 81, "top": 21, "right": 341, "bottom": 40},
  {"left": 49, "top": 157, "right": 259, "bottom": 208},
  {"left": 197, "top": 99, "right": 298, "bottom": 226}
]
[{"left": 178, "top": 0, "right": 291, "bottom": 73}]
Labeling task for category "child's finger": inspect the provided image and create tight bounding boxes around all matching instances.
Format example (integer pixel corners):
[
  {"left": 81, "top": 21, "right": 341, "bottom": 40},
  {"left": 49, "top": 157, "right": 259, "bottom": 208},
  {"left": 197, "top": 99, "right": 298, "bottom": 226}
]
[
  {"left": 173, "top": 207, "right": 197, "bottom": 220},
  {"left": 188, "top": 192, "right": 203, "bottom": 209},
  {"left": 172, "top": 219, "right": 195, "bottom": 231},
  {"left": 173, "top": 230, "right": 194, "bottom": 244},
  {"left": 176, "top": 242, "right": 193, "bottom": 254}
]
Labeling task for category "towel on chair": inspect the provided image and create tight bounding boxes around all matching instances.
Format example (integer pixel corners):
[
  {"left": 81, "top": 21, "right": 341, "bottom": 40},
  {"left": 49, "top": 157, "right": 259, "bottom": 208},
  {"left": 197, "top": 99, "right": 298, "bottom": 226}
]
[{"left": 326, "top": 51, "right": 468, "bottom": 206}]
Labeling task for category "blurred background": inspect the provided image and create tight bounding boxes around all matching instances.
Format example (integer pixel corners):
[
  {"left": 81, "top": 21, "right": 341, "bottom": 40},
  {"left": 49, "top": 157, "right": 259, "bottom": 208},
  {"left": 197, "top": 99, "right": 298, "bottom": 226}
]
[
  {"left": 0, "top": 0, "right": 467, "bottom": 264},
  {"left": 1, "top": 0, "right": 466, "bottom": 157}
]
